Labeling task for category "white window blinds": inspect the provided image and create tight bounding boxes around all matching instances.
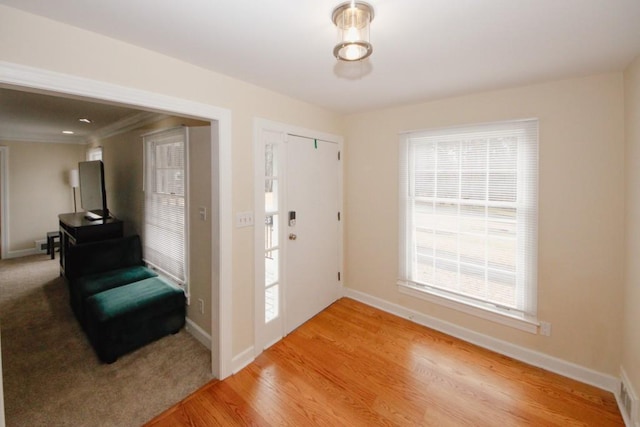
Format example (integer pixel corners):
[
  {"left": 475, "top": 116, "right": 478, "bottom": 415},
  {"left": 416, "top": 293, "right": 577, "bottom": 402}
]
[
  {"left": 87, "top": 146, "right": 103, "bottom": 161},
  {"left": 399, "top": 119, "right": 538, "bottom": 320},
  {"left": 143, "top": 127, "right": 188, "bottom": 287}
]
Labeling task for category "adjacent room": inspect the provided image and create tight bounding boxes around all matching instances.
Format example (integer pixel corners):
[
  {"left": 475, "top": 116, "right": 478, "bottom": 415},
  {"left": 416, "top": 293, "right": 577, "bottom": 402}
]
[
  {"left": 1, "top": 1, "right": 639, "bottom": 426},
  {"left": 0, "top": 87, "right": 219, "bottom": 424}
]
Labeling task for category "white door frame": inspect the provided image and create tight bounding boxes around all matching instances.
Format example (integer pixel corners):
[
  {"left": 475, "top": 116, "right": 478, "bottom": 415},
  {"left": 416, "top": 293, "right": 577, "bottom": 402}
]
[
  {"left": 253, "top": 118, "right": 344, "bottom": 356},
  {"left": 0, "top": 62, "right": 233, "bottom": 390}
]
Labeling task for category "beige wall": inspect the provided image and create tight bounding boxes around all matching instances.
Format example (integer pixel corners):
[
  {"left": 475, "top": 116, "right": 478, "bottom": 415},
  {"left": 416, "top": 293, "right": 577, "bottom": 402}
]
[
  {"left": 344, "top": 73, "right": 626, "bottom": 376},
  {"left": 1, "top": 140, "right": 84, "bottom": 253},
  {"left": 94, "top": 117, "right": 213, "bottom": 334},
  {"left": 187, "top": 125, "right": 215, "bottom": 335},
  {"left": 0, "top": 5, "right": 343, "bottom": 356},
  {"left": 623, "top": 55, "right": 640, "bottom": 398}
]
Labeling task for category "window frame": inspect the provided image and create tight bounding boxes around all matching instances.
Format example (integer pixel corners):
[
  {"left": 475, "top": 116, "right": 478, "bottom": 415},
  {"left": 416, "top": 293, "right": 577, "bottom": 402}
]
[
  {"left": 398, "top": 119, "right": 539, "bottom": 333},
  {"left": 142, "top": 127, "right": 189, "bottom": 296}
]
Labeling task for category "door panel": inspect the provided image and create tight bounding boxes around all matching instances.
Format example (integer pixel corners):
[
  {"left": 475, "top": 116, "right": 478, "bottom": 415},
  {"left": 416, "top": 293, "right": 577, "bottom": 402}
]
[{"left": 285, "top": 135, "right": 340, "bottom": 333}]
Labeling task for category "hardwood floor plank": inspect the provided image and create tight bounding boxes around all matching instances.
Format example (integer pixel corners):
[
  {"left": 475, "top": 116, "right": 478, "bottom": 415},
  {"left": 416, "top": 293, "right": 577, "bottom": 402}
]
[{"left": 145, "top": 298, "right": 623, "bottom": 426}]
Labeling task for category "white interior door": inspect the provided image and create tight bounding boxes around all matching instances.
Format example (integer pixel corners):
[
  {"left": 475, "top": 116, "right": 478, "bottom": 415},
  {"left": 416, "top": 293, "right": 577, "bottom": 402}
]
[{"left": 285, "top": 135, "right": 340, "bottom": 333}]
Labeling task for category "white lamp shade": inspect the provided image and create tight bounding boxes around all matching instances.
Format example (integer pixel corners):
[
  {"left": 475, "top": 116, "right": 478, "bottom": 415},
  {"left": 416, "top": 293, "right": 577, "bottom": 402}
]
[{"left": 69, "top": 169, "right": 80, "bottom": 188}]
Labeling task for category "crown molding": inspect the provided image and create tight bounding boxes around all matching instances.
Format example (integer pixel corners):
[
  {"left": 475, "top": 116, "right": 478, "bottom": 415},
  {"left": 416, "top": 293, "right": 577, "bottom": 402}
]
[{"left": 86, "top": 111, "right": 169, "bottom": 143}]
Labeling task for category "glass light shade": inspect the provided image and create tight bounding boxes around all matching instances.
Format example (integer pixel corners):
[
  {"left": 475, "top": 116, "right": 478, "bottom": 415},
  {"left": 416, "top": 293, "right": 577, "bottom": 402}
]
[{"left": 332, "top": 1, "right": 374, "bottom": 61}]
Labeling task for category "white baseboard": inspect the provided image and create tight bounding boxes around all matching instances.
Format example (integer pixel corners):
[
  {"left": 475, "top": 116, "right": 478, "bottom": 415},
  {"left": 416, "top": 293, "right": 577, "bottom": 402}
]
[
  {"left": 232, "top": 346, "right": 255, "bottom": 375},
  {"left": 343, "top": 288, "right": 619, "bottom": 393},
  {"left": 5, "top": 248, "right": 38, "bottom": 259},
  {"left": 185, "top": 318, "right": 211, "bottom": 350}
]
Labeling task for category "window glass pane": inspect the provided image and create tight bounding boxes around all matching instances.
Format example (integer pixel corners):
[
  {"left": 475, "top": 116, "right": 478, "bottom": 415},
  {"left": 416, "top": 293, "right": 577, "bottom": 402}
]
[
  {"left": 265, "top": 284, "right": 279, "bottom": 323},
  {"left": 459, "top": 233, "right": 485, "bottom": 266},
  {"left": 437, "top": 141, "right": 460, "bottom": 169},
  {"left": 265, "top": 249, "right": 279, "bottom": 287},
  {"left": 461, "top": 171, "right": 486, "bottom": 201},
  {"left": 265, "top": 214, "right": 279, "bottom": 250},
  {"left": 488, "top": 207, "right": 516, "bottom": 238},
  {"left": 435, "top": 203, "right": 457, "bottom": 231},
  {"left": 460, "top": 204, "right": 486, "bottom": 234},
  {"left": 87, "top": 147, "right": 103, "bottom": 161},
  {"left": 416, "top": 228, "right": 434, "bottom": 256},
  {"left": 265, "top": 144, "right": 277, "bottom": 177},
  {"left": 414, "top": 143, "right": 436, "bottom": 197},
  {"left": 435, "top": 230, "right": 457, "bottom": 261},
  {"left": 436, "top": 171, "right": 459, "bottom": 198},
  {"left": 265, "top": 179, "right": 278, "bottom": 212},
  {"left": 461, "top": 139, "right": 487, "bottom": 169},
  {"left": 414, "top": 201, "right": 434, "bottom": 228},
  {"left": 487, "top": 237, "right": 516, "bottom": 273},
  {"left": 434, "top": 258, "right": 458, "bottom": 289},
  {"left": 417, "top": 255, "right": 434, "bottom": 284},
  {"left": 459, "top": 264, "right": 486, "bottom": 298},
  {"left": 488, "top": 171, "right": 516, "bottom": 202},
  {"left": 489, "top": 137, "right": 517, "bottom": 169},
  {"left": 488, "top": 270, "right": 516, "bottom": 307},
  {"left": 154, "top": 142, "right": 185, "bottom": 196}
]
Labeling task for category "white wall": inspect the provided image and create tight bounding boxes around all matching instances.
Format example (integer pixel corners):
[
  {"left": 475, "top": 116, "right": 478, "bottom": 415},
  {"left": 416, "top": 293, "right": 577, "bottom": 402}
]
[
  {"left": 0, "top": 140, "right": 84, "bottom": 255},
  {"left": 344, "top": 73, "right": 626, "bottom": 377}
]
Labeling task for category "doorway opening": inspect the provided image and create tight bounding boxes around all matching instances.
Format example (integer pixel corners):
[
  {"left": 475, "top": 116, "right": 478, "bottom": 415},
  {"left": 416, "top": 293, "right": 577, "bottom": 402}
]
[{"left": 0, "top": 62, "right": 233, "bottom": 385}]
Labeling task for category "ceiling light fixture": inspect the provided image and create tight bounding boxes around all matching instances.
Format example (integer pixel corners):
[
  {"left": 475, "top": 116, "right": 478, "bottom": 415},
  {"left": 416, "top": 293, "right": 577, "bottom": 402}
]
[
  {"left": 331, "top": 1, "right": 375, "bottom": 62},
  {"left": 78, "top": 118, "right": 92, "bottom": 124},
  {"left": 62, "top": 130, "right": 75, "bottom": 134}
]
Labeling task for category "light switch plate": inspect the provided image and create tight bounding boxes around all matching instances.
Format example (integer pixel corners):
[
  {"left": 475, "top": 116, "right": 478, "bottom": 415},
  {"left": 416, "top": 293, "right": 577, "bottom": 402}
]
[{"left": 236, "top": 211, "right": 254, "bottom": 228}]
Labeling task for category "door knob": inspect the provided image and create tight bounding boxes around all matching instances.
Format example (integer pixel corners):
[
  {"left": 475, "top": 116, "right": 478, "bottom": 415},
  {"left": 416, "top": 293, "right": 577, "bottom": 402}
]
[{"left": 289, "top": 233, "right": 297, "bottom": 240}]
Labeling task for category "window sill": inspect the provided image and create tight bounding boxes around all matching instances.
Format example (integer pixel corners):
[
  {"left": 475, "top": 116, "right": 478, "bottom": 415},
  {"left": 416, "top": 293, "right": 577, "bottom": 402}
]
[{"left": 397, "top": 281, "right": 539, "bottom": 334}]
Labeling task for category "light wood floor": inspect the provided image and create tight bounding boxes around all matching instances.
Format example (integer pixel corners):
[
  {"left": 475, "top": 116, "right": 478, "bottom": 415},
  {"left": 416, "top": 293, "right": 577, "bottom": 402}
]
[{"left": 146, "top": 298, "right": 623, "bottom": 426}]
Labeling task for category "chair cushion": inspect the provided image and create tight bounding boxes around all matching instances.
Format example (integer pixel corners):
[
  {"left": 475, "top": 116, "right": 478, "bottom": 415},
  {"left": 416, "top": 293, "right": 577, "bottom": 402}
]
[
  {"left": 87, "top": 276, "right": 185, "bottom": 323},
  {"left": 84, "top": 276, "right": 186, "bottom": 363},
  {"left": 75, "top": 266, "right": 158, "bottom": 300},
  {"left": 69, "top": 266, "right": 157, "bottom": 322}
]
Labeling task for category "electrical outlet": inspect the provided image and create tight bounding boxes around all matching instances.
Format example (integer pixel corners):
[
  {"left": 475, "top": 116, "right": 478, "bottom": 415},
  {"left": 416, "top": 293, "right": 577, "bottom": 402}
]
[
  {"left": 198, "top": 298, "right": 204, "bottom": 315},
  {"left": 539, "top": 321, "right": 552, "bottom": 336},
  {"left": 236, "top": 211, "right": 254, "bottom": 228}
]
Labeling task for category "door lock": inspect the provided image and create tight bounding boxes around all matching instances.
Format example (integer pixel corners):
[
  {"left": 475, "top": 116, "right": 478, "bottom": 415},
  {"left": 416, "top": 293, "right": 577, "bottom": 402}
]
[{"left": 289, "top": 233, "right": 297, "bottom": 240}]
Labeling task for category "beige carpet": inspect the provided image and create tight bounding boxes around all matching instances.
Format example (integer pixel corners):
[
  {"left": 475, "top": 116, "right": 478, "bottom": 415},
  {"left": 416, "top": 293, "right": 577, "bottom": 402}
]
[{"left": 0, "top": 254, "right": 213, "bottom": 427}]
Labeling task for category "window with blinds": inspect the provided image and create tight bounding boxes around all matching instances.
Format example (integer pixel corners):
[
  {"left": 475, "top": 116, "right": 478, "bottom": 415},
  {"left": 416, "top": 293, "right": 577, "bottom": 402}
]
[
  {"left": 143, "top": 127, "right": 188, "bottom": 290},
  {"left": 87, "top": 146, "right": 103, "bottom": 161},
  {"left": 398, "top": 119, "right": 538, "bottom": 324}
]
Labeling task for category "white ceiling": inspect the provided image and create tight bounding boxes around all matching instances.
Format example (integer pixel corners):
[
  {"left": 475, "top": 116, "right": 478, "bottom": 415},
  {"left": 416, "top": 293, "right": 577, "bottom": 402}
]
[
  {"left": 1, "top": 0, "right": 640, "bottom": 115},
  {"left": 0, "top": 88, "right": 148, "bottom": 143}
]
